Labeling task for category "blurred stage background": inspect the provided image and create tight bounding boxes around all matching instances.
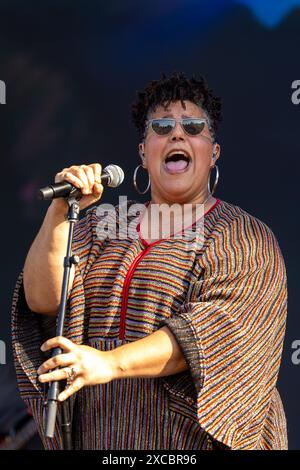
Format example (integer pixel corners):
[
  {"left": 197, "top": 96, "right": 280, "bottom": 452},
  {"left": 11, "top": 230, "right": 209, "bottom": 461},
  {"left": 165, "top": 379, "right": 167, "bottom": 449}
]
[{"left": 0, "top": 0, "right": 299, "bottom": 449}]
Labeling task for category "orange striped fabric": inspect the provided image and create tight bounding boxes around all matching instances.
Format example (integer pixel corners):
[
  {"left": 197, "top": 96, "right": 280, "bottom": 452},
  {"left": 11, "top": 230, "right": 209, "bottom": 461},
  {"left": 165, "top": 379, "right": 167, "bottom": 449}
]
[{"left": 11, "top": 198, "right": 288, "bottom": 449}]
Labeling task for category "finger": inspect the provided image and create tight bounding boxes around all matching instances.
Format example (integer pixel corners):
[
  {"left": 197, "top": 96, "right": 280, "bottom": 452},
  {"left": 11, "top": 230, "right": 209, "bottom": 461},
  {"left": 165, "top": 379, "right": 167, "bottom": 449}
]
[
  {"left": 40, "top": 336, "right": 75, "bottom": 353},
  {"left": 55, "top": 170, "right": 84, "bottom": 189},
  {"left": 38, "top": 366, "right": 77, "bottom": 383},
  {"left": 91, "top": 182, "right": 103, "bottom": 199},
  {"left": 89, "top": 163, "right": 102, "bottom": 184},
  {"left": 58, "top": 377, "right": 84, "bottom": 402},
  {"left": 80, "top": 165, "right": 95, "bottom": 193},
  {"left": 37, "top": 352, "right": 75, "bottom": 375},
  {"left": 69, "top": 166, "right": 90, "bottom": 194},
  {"left": 89, "top": 164, "right": 103, "bottom": 198}
]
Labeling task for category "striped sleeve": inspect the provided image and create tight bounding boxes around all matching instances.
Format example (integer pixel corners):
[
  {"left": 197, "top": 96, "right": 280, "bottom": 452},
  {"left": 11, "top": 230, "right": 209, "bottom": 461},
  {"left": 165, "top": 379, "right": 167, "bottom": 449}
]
[
  {"left": 161, "top": 214, "right": 287, "bottom": 449},
  {"left": 10, "top": 205, "right": 104, "bottom": 448},
  {"left": 72, "top": 206, "right": 103, "bottom": 279},
  {"left": 65, "top": 205, "right": 105, "bottom": 343}
]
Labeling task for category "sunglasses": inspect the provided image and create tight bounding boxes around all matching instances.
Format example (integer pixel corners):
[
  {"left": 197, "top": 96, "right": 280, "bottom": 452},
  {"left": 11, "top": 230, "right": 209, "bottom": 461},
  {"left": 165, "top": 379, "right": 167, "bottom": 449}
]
[{"left": 145, "top": 118, "right": 210, "bottom": 137}]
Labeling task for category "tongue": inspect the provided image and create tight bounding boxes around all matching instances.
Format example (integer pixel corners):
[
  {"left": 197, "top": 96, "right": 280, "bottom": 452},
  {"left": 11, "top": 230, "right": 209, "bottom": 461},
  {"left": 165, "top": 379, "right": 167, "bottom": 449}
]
[{"left": 166, "top": 159, "right": 188, "bottom": 171}]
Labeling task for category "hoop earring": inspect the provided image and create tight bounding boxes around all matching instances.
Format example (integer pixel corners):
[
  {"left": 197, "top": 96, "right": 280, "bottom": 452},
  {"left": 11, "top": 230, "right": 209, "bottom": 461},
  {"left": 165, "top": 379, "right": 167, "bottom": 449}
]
[
  {"left": 208, "top": 164, "right": 219, "bottom": 195},
  {"left": 133, "top": 164, "right": 151, "bottom": 194}
]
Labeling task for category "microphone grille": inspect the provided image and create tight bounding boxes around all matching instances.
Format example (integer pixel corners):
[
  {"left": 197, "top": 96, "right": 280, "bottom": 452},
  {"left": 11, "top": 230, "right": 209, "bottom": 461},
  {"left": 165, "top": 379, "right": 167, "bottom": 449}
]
[{"left": 104, "top": 165, "right": 124, "bottom": 188}]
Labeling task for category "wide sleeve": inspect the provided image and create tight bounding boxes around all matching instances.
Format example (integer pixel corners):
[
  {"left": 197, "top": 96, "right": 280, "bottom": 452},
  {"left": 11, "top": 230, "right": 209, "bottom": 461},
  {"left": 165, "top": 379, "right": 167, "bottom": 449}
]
[
  {"left": 160, "top": 214, "right": 287, "bottom": 450},
  {"left": 11, "top": 205, "right": 101, "bottom": 449},
  {"left": 64, "top": 206, "right": 106, "bottom": 344}
]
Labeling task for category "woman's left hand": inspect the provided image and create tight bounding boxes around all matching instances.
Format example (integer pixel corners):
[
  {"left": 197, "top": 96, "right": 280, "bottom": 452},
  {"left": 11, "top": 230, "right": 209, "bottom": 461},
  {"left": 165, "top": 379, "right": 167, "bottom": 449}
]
[{"left": 37, "top": 336, "right": 117, "bottom": 402}]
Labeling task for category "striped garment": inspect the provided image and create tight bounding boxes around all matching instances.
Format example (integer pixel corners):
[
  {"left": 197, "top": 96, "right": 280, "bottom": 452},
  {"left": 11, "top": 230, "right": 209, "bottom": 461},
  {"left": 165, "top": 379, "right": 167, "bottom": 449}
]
[{"left": 11, "top": 198, "right": 288, "bottom": 450}]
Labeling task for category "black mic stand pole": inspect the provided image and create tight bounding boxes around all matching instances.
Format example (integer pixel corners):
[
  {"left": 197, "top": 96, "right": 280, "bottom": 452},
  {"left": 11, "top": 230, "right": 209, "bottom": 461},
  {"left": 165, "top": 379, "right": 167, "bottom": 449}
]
[{"left": 43, "top": 188, "right": 82, "bottom": 449}]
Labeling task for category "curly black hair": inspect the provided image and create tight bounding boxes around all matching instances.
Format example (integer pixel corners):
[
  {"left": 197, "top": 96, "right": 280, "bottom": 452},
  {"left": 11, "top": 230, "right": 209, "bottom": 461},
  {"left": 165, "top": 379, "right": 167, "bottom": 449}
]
[{"left": 131, "top": 72, "right": 222, "bottom": 142}]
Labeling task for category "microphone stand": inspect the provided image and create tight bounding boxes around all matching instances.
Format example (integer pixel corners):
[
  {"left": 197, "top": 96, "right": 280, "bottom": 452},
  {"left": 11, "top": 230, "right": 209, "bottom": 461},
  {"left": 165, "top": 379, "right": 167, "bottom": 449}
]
[{"left": 44, "top": 188, "right": 82, "bottom": 449}]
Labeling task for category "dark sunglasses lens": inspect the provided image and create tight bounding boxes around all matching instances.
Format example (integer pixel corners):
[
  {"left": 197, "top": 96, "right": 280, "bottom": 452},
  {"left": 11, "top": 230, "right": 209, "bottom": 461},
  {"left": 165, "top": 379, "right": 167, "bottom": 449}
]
[
  {"left": 183, "top": 119, "right": 205, "bottom": 135},
  {"left": 152, "top": 119, "right": 174, "bottom": 135}
]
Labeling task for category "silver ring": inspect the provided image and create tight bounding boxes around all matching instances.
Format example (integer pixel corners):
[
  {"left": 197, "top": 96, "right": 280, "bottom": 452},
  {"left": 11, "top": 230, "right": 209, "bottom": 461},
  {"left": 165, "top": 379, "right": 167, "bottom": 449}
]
[{"left": 65, "top": 367, "right": 76, "bottom": 386}]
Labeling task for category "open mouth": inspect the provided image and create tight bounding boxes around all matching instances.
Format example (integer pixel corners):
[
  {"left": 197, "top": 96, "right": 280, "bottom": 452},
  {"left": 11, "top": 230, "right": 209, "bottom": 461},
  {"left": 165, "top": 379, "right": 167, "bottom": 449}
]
[{"left": 163, "top": 152, "right": 191, "bottom": 173}]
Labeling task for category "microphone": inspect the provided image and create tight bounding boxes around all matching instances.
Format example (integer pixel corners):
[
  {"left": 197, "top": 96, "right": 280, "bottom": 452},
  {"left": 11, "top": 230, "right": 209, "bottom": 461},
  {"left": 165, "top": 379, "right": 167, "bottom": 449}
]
[{"left": 37, "top": 164, "right": 124, "bottom": 200}]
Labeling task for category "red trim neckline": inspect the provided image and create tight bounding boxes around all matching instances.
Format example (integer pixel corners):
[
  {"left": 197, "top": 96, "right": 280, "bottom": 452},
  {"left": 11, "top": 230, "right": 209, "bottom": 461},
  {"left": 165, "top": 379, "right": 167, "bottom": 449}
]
[{"left": 136, "top": 198, "right": 221, "bottom": 248}]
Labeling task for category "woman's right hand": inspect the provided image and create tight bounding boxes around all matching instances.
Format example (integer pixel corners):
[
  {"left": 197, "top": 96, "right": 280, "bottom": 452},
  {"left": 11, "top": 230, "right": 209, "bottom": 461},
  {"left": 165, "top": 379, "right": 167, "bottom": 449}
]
[{"left": 52, "top": 163, "right": 104, "bottom": 211}]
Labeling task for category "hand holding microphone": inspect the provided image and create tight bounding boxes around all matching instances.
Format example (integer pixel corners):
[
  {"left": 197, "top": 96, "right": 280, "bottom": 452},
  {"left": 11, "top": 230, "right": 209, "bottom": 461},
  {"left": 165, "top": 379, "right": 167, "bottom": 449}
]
[{"left": 38, "top": 163, "right": 124, "bottom": 211}]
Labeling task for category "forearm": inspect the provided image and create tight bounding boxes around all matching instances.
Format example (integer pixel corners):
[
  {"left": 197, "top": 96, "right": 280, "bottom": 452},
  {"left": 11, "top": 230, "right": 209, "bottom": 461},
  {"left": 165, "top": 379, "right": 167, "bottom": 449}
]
[
  {"left": 23, "top": 199, "right": 74, "bottom": 315},
  {"left": 110, "top": 326, "right": 188, "bottom": 379}
]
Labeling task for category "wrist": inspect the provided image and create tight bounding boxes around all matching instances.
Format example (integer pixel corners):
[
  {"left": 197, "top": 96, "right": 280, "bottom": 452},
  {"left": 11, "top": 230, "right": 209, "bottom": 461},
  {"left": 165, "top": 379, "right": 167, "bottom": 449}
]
[
  {"left": 48, "top": 198, "right": 69, "bottom": 218},
  {"left": 108, "top": 348, "right": 127, "bottom": 380},
  {"left": 41, "top": 199, "right": 70, "bottom": 247}
]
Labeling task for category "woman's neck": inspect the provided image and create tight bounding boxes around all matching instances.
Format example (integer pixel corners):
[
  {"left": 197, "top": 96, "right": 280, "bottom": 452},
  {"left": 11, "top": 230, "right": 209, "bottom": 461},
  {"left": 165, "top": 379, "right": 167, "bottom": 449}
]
[{"left": 140, "top": 194, "right": 216, "bottom": 242}]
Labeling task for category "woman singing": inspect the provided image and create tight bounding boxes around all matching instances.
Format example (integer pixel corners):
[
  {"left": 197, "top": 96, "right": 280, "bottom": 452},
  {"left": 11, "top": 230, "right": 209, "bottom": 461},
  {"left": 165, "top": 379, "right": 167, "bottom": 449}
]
[{"left": 12, "top": 72, "right": 288, "bottom": 450}]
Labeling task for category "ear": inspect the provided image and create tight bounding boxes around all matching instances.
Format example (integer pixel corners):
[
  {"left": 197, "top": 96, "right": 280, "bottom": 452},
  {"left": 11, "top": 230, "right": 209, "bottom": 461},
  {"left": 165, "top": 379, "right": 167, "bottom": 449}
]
[
  {"left": 138, "top": 142, "right": 147, "bottom": 168},
  {"left": 211, "top": 143, "right": 220, "bottom": 167}
]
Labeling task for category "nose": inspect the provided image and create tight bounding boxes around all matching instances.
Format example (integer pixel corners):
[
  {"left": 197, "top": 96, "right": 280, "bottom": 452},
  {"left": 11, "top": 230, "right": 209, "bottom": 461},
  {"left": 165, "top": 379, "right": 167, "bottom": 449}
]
[{"left": 169, "top": 121, "right": 185, "bottom": 141}]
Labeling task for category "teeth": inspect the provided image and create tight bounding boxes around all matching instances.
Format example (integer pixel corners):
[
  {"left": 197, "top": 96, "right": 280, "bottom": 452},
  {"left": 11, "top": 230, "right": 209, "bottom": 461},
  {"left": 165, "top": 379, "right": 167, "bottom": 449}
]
[{"left": 167, "top": 151, "right": 189, "bottom": 157}]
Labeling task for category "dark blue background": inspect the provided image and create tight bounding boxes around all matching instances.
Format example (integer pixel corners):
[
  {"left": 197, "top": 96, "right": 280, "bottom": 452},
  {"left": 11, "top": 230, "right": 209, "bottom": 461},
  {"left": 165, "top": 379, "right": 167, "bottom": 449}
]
[{"left": 0, "top": 0, "right": 299, "bottom": 449}]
